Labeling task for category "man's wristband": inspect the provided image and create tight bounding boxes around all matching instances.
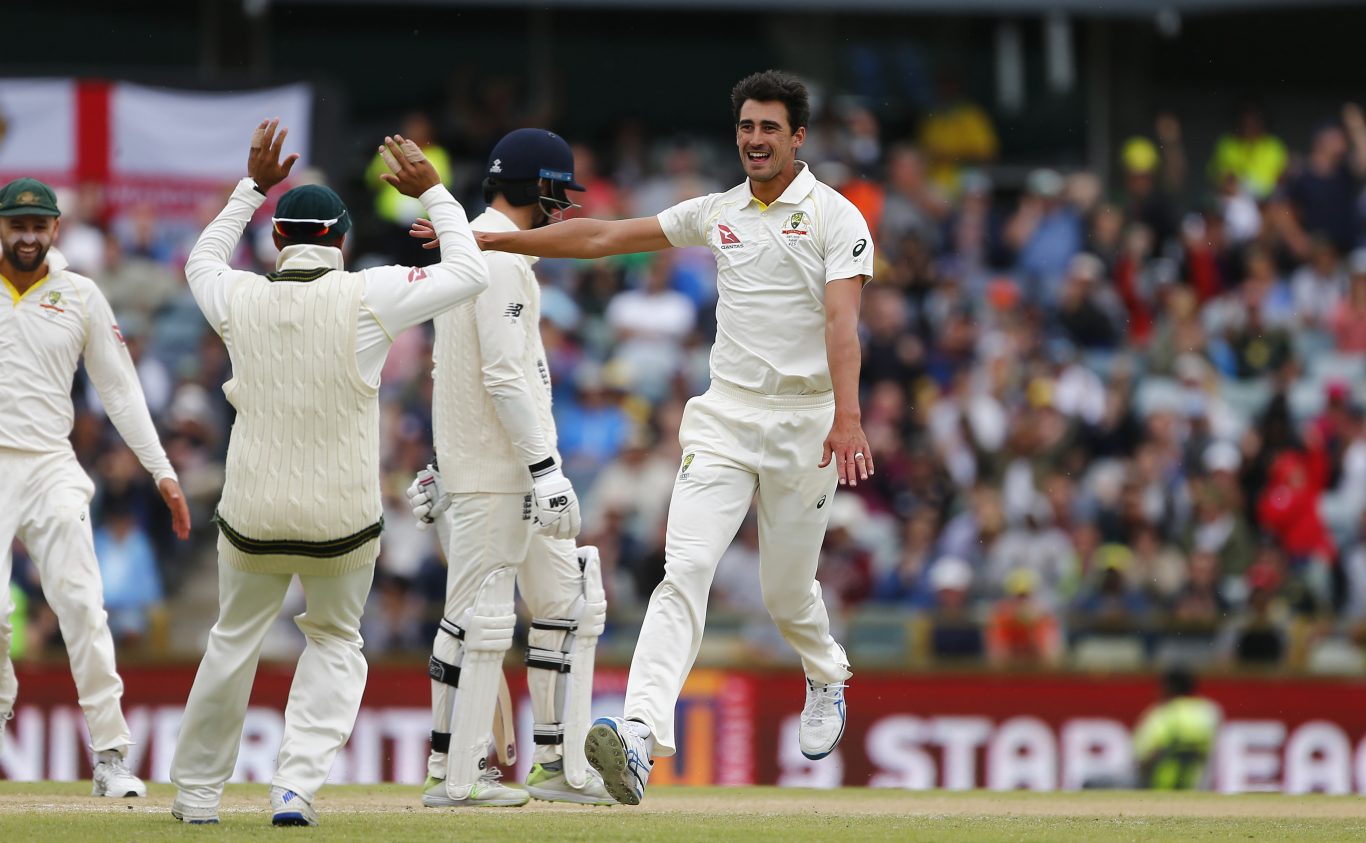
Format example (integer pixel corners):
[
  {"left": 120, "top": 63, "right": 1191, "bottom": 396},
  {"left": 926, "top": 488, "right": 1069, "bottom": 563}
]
[
  {"left": 251, "top": 180, "right": 267, "bottom": 196},
  {"left": 529, "top": 457, "right": 557, "bottom": 478}
]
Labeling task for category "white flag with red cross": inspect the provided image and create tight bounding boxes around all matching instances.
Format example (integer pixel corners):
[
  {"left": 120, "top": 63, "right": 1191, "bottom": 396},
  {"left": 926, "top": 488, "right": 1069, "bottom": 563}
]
[{"left": 0, "top": 78, "right": 312, "bottom": 217}]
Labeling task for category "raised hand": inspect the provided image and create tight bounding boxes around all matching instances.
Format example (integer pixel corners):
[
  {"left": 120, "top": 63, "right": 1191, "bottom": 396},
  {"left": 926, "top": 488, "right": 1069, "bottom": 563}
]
[
  {"left": 378, "top": 134, "right": 441, "bottom": 198},
  {"left": 247, "top": 118, "right": 300, "bottom": 192}
]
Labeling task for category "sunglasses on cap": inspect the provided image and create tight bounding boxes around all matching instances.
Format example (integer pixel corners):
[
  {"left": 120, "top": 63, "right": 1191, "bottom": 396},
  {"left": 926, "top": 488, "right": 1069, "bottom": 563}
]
[{"left": 272, "top": 214, "right": 347, "bottom": 239}]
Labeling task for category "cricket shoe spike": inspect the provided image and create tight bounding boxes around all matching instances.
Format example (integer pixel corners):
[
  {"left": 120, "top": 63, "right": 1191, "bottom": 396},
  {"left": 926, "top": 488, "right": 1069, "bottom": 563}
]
[
  {"left": 91, "top": 750, "right": 146, "bottom": 798},
  {"left": 583, "top": 717, "right": 651, "bottom": 806},
  {"left": 422, "top": 768, "right": 529, "bottom": 808},
  {"left": 271, "top": 786, "right": 319, "bottom": 826},
  {"left": 799, "top": 679, "right": 847, "bottom": 760},
  {"left": 525, "top": 760, "right": 616, "bottom": 805}
]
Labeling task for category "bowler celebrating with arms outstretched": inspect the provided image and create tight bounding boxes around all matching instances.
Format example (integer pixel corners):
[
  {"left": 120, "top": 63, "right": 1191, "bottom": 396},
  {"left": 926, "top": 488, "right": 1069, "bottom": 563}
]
[{"left": 467, "top": 70, "right": 873, "bottom": 805}]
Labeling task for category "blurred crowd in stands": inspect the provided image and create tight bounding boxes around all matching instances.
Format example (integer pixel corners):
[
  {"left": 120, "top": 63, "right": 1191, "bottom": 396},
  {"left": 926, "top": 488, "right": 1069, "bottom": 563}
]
[{"left": 9, "top": 91, "right": 1366, "bottom": 674}]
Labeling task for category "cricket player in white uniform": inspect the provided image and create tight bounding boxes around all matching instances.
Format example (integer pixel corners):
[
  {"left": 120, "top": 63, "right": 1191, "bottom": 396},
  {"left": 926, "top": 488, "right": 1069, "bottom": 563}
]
[
  {"left": 0, "top": 177, "right": 191, "bottom": 799},
  {"left": 470, "top": 71, "right": 874, "bottom": 805},
  {"left": 404, "top": 129, "right": 612, "bottom": 807},
  {"left": 169, "top": 122, "right": 488, "bottom": 826}
]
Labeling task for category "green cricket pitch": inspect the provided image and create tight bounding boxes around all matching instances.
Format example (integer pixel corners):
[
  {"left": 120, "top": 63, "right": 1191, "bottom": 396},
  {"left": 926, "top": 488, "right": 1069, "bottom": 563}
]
[{"left": 1, "top": 782, "right": 1364, "bottom": 841}]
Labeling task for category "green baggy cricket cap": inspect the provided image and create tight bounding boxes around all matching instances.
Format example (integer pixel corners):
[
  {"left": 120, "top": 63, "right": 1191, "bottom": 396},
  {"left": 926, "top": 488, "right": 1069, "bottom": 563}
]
[
  {"left": 0, "top": 178, "right": 61, "bottom": 217},
  {"left": 272, "top": 184, "right": 351, "bottom": 238}
]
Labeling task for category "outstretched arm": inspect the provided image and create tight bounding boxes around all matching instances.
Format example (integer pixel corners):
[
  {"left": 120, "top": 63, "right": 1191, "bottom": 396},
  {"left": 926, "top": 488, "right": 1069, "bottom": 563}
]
[
  {"left": 359, "top": 135, "right": 489, "bottom": 336},
  {"left": 424, "top": 216, "right": 674, "bottom": 259}
]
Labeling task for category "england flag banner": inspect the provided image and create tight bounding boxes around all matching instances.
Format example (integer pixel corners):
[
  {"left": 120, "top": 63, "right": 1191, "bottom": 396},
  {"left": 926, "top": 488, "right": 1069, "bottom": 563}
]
[{"left": 0, "top": 78, "right": 312, "bottom": 217}]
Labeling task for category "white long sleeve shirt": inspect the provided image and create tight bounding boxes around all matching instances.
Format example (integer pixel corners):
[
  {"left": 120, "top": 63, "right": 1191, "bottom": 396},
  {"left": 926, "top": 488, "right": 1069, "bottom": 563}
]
[
  {"left": 433, "top": 207, "right": 556, "bottom": 494},
  {"left": 0, "top": 249, "right": 176, "bottom": 483},
  {"left": 186, "top": 178, "right": 488, "bottom": 385}
]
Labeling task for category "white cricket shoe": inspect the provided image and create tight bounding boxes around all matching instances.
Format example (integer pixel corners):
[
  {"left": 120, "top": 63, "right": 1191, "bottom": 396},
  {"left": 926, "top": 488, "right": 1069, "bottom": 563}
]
[
  {"left": 584, "top": 717, "right": 652, "bottom": 806},
  {"left": 171, "top": 795, "right": 220, "bottom": 825},
  {"left": 525, "top": 760, "right": 616, "bottom": 805},
  {"left": 799, "top": 679, "right": 848, "bottom": 760},
  {"left": 271, "top": 786, "right": 319, "bottom": 826},
  {"left": 91, "top": 750, "right": 147, "bottom": 798},
  {"left": 422, "top": 767, "right": 529, "bottom": 808}
]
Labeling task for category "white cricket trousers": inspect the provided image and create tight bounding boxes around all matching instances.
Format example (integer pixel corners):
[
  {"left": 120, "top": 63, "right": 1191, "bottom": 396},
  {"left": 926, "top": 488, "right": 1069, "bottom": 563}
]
[
  {"left": 171, "top": 548, "right": 373, "bottom": 807},
  {"left": 624, "top": 382, "right": 851, "bottom": 756},
  {"left": 0, "top": 448, "right": 131, "bottom": 752},
  {"left": 427, "top": 492, "right": 583, "bottom": 777}
]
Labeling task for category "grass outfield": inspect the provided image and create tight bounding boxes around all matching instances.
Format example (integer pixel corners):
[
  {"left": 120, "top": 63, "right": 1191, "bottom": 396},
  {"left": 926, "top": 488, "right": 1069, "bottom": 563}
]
[{"left": 2, "top": 783, "right": 1366, "bottom": 842}]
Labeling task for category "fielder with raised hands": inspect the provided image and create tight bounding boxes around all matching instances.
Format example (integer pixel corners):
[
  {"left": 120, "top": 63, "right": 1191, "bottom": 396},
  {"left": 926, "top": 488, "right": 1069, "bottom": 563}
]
[
  {"left": 0, "top": 177, "right": 190, "bottom": 800},
  {"left": 169, "top": 121, "right": 487, "bottom": 827},
  {"left": 404, "top": 128, "right": 612, "bottom": 808}
]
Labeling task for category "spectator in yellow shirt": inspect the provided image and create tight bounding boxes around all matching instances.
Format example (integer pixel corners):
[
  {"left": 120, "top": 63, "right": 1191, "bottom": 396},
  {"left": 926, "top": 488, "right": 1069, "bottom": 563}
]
[{"left": 1208, "top": 102, "right": 1287, "bottom": 199}]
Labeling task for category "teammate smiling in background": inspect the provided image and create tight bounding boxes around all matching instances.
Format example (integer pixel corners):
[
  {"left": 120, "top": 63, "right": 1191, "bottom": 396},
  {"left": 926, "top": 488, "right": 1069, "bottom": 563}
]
[
  {"left": 462, "top": 70, "right": 874, "bottom": 805},
  {"left": 0, "top": 177, "right": 191, "bottom": 799}
]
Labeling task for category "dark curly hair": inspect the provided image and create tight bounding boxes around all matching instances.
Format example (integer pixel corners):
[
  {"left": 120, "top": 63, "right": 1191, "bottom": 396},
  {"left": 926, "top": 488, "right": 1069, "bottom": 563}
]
[{"left": 731, "top": 70, "right": 810, "bottom": 133}]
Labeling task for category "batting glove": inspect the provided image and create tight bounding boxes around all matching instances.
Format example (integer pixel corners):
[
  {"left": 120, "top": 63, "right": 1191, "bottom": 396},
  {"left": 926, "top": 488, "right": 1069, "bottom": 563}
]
[
  {"left": 530, "top": 459, "right": 581, "bottom": 540},
  {"left": 406, "top": 463, "right": 452, "bottom": 531}
]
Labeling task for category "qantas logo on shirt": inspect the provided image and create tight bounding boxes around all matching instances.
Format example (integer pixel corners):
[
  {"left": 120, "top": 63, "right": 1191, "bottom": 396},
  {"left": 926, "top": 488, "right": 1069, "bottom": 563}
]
[
  {"left": 717, "top": 224, "right": 743, "bottom": 250},
  {"left": 111, "top": 324, "right": 126, "bottom": 344},
  {"left": 407, "top": 267, "right": 428, "bottom": 284}
]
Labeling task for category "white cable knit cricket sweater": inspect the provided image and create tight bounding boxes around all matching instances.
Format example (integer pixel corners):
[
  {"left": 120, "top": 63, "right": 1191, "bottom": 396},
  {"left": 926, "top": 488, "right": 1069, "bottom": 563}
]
[{"left": 214, "top": 269, "right": 382, "bottom": 575}]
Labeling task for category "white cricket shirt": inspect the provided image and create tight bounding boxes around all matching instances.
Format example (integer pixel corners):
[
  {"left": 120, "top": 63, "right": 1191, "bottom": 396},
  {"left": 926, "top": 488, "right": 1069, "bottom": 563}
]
[
  {"left": 432, "top": 207, "right": 557, "bottom": 494},
  {"left": 0, "top": 250, "right": 176, "bottom": 483},
  {"left": 657, "top": 162, "right": 874, "bottom": 396}
]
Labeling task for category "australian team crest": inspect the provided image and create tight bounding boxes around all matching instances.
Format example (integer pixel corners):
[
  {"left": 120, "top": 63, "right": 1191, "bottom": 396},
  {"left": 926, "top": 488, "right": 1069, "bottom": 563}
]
[
  {"left": 39, "top": 290, "right": 65, "bottom": 315},
  {"left": 781, "top": 210, "right": 811, "bottom": 243}
]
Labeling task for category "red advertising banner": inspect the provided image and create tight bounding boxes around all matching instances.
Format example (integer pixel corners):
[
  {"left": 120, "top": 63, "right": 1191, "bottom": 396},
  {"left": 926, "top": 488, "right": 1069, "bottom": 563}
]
[{"left": 4, "top": 663, "right": 1366, "bottom": 794}]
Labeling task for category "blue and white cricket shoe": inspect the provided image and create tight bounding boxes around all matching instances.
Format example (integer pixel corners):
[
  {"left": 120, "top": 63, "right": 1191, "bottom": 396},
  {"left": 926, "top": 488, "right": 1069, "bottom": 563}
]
[
  {"left": 584, "top": 717, "right": 652, "bottom": 806},
  {"left": 799, "top": 679, "right": 847, "bottom": 760},
  {"left": 270, "top": 786, "right": 319, "bottom": 826}
]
